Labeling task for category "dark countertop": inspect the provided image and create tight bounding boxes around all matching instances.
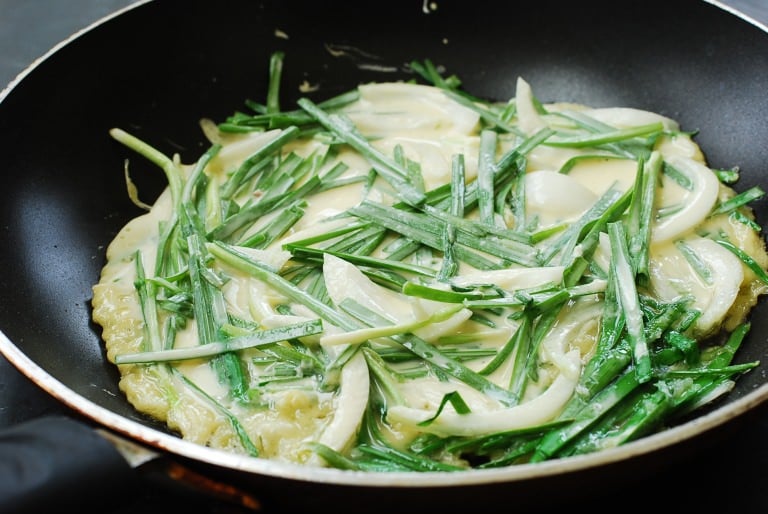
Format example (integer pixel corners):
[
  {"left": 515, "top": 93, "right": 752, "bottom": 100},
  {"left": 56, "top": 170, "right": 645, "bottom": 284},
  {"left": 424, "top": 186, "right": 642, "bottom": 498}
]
[{"left": 1, "top": 1, "right": 767, "bottom": 512}]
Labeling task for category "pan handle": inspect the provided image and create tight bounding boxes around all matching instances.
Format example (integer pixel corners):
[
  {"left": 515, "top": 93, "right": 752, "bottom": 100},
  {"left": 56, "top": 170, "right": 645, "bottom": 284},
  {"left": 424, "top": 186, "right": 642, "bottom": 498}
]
[
  {"left": 0, "top": 415, "right": 262, "bottom": 513},
  {"left": 0, "top": 415, "right": 138, "bottom": 513}
]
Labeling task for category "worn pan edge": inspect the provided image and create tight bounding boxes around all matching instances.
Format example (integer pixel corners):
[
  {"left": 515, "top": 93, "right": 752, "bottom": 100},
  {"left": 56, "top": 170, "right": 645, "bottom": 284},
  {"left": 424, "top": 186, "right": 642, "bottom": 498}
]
[
  {"left": 2, "top": 0, "right": 768, "bottom": 493},
  {"left": 2, "top": 328, "right": 767, "bottom": 488}
]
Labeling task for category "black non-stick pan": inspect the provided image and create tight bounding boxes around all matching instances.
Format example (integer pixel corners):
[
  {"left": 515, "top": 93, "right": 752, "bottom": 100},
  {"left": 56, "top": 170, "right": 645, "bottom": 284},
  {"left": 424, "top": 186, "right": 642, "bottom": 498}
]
[{"left": 2, "top": 0, "right": 768, "bottom": 512}]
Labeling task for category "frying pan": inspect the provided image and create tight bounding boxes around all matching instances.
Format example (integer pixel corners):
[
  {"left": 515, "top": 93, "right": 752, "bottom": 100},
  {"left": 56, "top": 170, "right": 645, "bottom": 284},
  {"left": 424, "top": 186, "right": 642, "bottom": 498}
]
[{"left": 2, "top": 0, "right": 768, "bottom": 511}]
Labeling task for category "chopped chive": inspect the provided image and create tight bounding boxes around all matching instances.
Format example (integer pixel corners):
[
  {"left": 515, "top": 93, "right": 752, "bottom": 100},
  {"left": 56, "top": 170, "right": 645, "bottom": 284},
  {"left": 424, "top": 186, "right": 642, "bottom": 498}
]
[
  {"left": 545, "top": 122, "right": 664, "bottom": 149},
  {"left": 115, "top": 319, "right": 323, "bottom": 364},
  {"left": 709, "top": 186, "right": 765, "bottom": 217},
  {"left": 608, "top": 222, "right": 651, "bottom": 383},
  {"left": 675, "top": 240, "right": 714, "bottom": 285},
  {"left": 266, "top": 51, "right": 284, "bottom": 113},
  {"left": 627, "top": 151, "right": 661, "bottom": 282},
  {"left": 715, "top": 238, "right": 768, "bottom": 285},
  {"left": 477, "top": 129, "right": 498, "bottom": 226},
  {"left": 297, "top": 97, "right": 426, "bottom": 207}
]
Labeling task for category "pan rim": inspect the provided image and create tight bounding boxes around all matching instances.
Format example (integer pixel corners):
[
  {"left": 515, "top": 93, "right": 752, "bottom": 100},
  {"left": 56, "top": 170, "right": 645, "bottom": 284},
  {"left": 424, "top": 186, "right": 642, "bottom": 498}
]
[
  {"left": 2, "top": 0, "right": 768, "bottom": 490},
  {"left": 0, "top": 0, "right": 151, "bottom": 104},
  {"left": 707, "top": 0, "right": 768, "bottom": 30},
  {"left": 2, "top": 328, "right": 767, "bottom": 487}
]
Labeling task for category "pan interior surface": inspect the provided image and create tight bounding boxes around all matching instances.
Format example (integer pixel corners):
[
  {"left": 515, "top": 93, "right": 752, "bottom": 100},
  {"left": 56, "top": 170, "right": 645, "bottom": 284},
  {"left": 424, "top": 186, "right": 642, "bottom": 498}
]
[{"left": 1, "top": 0, "right": 768, "bottom": 493}]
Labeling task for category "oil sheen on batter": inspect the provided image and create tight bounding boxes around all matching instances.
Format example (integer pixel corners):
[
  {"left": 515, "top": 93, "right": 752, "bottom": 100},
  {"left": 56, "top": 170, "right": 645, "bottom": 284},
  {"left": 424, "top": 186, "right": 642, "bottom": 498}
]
[{"left": 92, "top": 76, "right": 768, "bottom": 469}]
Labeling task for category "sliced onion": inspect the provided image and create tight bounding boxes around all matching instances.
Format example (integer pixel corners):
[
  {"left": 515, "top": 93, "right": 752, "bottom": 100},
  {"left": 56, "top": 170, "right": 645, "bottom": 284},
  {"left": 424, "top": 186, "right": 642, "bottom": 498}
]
[
  {"left": 585, "top": 107, "right": 680, "bottom": 131},
  {"left": 309, "top": 351, "right": 369, "bottom": 465},
  {"left": 348, "top": 82, "right": 480, "bottom": 137},
  {"left": 386, "top": 350, "right": 581, "bottom": 437},
  {"left": 524, "top": 170, "right": 598, "bottom": 227},
  {"left": 649, "top": 237, "right": 744, "bottom": 335},
  {"left": 322, "top": 253, "right": 472, "bottom": 342},
  {"left": 451, "top": 265, "right": 565, "bottom": 291},
  {"left": 652, "top": 155, "right": 720, "bottom": 243},
  {"left": 515, "top": 77, "right": 547, "bottom": 134}
]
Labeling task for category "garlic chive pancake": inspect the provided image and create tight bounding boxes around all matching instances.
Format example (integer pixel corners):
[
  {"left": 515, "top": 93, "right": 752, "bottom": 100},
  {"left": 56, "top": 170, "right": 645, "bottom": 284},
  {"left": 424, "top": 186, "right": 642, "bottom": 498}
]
[{"left": 92, "top": 56, "right": 768, "bottom": 470}]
